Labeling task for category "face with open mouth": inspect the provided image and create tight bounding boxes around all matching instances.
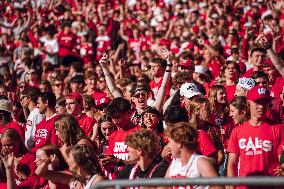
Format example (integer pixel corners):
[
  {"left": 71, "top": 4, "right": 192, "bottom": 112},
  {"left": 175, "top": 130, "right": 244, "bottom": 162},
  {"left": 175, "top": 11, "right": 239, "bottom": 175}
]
[
  {"left": 143, "top": 112, "right": 159, "bottom": 131},
  {"left": 132, "top": 92, "right": 147, "bottom": 110}
]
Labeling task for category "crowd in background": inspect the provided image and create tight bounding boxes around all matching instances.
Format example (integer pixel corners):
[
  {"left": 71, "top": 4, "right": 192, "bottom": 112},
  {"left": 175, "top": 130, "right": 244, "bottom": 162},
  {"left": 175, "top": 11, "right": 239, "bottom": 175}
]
[{"left": 0, "top": 0, "right": 284, "bottom": 188}]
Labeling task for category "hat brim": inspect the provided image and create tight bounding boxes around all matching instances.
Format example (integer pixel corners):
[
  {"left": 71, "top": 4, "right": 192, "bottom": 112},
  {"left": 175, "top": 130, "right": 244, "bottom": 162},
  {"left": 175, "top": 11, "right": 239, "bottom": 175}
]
[
  {"left": 182, "top": 92, "right": 202, "bottom": 99},
  {"left": 249, "top": 96, "right": 274, "bottom": 102},
  {"left": 0, "top": 108, "right": 13, "bottom": 114}
]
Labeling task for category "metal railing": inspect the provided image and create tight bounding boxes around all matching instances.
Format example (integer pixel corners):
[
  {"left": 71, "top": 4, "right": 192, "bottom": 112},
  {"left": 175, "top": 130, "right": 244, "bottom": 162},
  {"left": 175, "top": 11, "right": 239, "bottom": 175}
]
[{"left": 93, "top": 177, "right": 284, "bottom": 189}]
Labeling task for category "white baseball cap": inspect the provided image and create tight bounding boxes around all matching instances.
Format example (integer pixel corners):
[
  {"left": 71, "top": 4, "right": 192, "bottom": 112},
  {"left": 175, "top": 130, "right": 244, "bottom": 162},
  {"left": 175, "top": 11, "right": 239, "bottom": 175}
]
[
  {"left": 0, "top": 99, "right": 13, "bottom": 114},
  {"left": 180, "top": 83, "right": 202, "bottom": 99},
  {"left": 237, "top": 77, "right": 256, "bottom": 90},
  {"left": 194, "top": 65, "right": 207, "bottom": 75}
]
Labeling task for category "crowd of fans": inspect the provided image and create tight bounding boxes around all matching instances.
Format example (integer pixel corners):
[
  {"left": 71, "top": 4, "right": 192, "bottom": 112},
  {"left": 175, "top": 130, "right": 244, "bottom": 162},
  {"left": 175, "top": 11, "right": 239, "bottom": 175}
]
[{"left": 0, "top": 0, "right": 284, "bottom": 188}]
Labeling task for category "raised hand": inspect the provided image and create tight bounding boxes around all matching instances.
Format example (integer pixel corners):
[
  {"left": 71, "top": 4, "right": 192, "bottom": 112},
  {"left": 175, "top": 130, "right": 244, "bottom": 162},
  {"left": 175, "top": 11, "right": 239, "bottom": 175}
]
[
  {"left": 1, "top": 152, "right": 14, "bottom": 170},
  {"left": 160, "top": 48, "right": 170, "bottom": 61},
  {"left": 255, "top": 33, "right": 272, "bottom": 50},
  {"left": 99, "top": 54, "right": 109, "bottom": 68}
]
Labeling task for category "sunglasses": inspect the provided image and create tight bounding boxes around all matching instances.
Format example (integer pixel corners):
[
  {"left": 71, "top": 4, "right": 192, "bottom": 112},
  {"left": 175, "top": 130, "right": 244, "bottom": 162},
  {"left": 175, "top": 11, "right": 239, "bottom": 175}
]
[
  {"left": 97, "top": 104, "right": 107, "bottom": 111},
  {"left": 134, "top": 93, "right": 147, "bottom": 98}
]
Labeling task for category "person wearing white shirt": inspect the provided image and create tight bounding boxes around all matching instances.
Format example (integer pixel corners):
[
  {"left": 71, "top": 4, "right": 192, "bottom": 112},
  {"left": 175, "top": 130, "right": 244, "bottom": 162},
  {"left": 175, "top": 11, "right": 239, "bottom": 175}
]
[{"left": 20, "top": 86, "right": 44, "bottom": 150}]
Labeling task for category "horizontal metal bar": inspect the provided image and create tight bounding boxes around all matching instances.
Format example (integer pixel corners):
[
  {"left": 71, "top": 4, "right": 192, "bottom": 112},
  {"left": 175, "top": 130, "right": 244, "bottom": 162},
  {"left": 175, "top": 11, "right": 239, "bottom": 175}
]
[{"left": 93, "top": 177, "right": 284, "bottom": 189}]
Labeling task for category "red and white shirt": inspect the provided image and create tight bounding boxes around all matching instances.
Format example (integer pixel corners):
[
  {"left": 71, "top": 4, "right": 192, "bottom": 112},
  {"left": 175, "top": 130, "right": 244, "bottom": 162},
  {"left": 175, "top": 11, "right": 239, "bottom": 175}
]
[
  {"left": 168, "top": 153, "right": 209, "bottom": 189},
  {"left": 227, "top": 121, "right": 284, "bottom": 177},
  {"left": 33, "top": 114, "right": 59, "bottom": 150},
  {"left": 107, "top": 126, "right": 140, "bottom": 161},
  {"left": 95, "top": 35, "right": 111, "bottom": 60}
]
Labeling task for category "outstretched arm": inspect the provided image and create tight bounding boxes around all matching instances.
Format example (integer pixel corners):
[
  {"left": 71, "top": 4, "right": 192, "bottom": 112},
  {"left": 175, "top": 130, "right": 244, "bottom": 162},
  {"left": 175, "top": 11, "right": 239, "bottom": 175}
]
[
  {"left": 154, "top": 48, "right": 172, "bottom": 112},
  {"left": 255, "top": 33, "right": 284, "bottom": 77},
  {"left": 99, "top": 54, "right": 122, "bottom": 98}
]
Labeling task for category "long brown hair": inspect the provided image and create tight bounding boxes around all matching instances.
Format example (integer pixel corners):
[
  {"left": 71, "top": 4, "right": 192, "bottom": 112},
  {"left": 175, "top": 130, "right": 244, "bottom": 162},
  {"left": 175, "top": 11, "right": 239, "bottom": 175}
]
[
  {"left": 71, "top": 144, "right": 104, "bottom": 176},
  {"left": 189, "top": 97, "right": 209, "bottom": 129},
  {"left": 54, "top": 114, "right": 86, "bottom": 146},
  {"left": 208, "top": 85, "right": 229, "bottom": 114}
]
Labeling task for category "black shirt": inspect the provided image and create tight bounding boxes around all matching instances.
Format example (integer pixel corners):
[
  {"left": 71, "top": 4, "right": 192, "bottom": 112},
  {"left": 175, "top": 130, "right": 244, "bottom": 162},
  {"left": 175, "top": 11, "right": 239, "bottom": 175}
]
[{"left": 117, "top": 156, "right": 168, "bottom": 179}]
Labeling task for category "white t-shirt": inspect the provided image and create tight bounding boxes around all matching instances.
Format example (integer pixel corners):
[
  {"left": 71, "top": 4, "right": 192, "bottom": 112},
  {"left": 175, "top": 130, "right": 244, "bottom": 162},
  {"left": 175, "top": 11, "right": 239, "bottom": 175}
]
[
  {"left": 24, "top": 108, "right": 44, "bottom": 150},
  {"left": 168, "top": 153, "right": 209, "bottom": 189},
  {"left": 40, "top": 37, "right": 59, "bottom": 65}
]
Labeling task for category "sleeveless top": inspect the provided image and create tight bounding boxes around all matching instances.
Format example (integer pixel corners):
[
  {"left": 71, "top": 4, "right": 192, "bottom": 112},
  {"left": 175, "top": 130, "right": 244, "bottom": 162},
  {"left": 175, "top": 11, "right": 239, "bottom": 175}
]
[
  {"left": 70, "top": 174, "right": 98, "bottom": 189},
  {"left": 168, "top": 153, "right": 209, "bottom": 189}
]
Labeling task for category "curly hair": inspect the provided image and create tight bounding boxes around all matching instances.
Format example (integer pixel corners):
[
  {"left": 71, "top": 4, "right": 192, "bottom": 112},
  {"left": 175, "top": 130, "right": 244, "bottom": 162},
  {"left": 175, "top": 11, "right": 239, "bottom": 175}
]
[
  {"left": 71, "top": 144, "right": 104, "bottom": 176},
  {"left": 165, "top": 122, "right": 197, "bottom": 150},
  {"left": 125, "top": 129, "right": 160, "bottom": 157},
  {"left": 54, "top": 114, "right": 86, "bottom": 146}
]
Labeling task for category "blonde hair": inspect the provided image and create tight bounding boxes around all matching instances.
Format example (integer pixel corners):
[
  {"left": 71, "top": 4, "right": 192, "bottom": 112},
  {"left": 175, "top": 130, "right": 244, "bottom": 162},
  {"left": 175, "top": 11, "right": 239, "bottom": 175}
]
[{"left": 189, "top": 97, "right": 209, "bottom": 129}]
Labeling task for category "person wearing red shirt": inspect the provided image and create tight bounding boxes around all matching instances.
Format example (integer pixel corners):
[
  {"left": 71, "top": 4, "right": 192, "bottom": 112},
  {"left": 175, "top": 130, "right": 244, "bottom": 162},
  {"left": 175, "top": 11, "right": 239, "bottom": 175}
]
[
  {"left": 221, "top": 61, "right": 240, "bottom": 102},
  {"left": 65, "top": 92, "right": 95, "bottom": 137},
  {"left": 242, "top": 46, "right": 267, "bottom": 78},
  {"left": 95, "top": 25, "right": 111, "bottom": 60},
  {"left": 57, "top": 23, "right": 77, "bottom": 68},
  {"left": 227, "top": 86, "right": 284, "bottom": 189},
  {"left": 77, "top": 35, "right": 94, "bottom": 65},
  {"left": 149, "top": 58, "right": 172, "bottom": 99},
  {"left": 33, "top": 91, "right": 59, "bottom": 150},
  {"left": 102, "top": 97, "right": 140, "bottom": 171},
  {"left": 84, "top": 70, "right": 108, "bottom": 100},
  {"left": 0, "top": 99, "right": 24, "bottom": 140}
]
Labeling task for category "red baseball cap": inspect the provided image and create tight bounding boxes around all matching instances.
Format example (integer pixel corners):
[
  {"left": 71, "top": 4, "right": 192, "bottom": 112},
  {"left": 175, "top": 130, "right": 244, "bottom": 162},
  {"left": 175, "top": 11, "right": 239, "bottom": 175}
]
[
  {"left": 179, "top": 60, "right": 193, "bottom": 68},
  {"left": 247, "top": 86, "right": 273, "bottom": 102},
  {"left": 263, "top": 59, "right": 275, "bottom": 68},
  {"left": 66, "top": 92, "right": 83, "bottom": 105},
  {"left": 95, "top": 96, "right": 111, "bottom": 108}
]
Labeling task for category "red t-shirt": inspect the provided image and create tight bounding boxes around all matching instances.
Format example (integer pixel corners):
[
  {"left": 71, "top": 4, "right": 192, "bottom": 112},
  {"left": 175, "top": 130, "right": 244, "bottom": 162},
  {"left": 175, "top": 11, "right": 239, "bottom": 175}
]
[
  {"left": 92, "top": 91, "right": 108, "bottom": 105},
  {"left": 150, "top": 77, "right": 172, "bottom": 99},
  {"left": 0, "top": 121, "right": 24, "bottom": 141},
  {"left": 77, "top": 113, "right": 96, "bottom": 137},
  {"left": 196, "top": 130, "right": 217, "bottom": 157},
  {"left": 57, "top": 31, "right": 77, "bottom": 57},
  {"left": 225, "top": 85, "right": 236, "bottom": 102},
  {"left": 208, "top": 60, "right": 221, "bottom": 80},
  {"left": 95, "top": 35, "right": 111, "bottom": 60},
  {"left": 107, "top": 126, "right": 140, "bottom": 160},
  {"left": 77, "top": 43, "right": 94, "bottom": 64},
  {"left": 33, "top": 114, "right": 59, "bottom": 150},
  {"left": 242, "top": 68, "right": 255, "bottom": 78},
  {"left": 227, "top": 121, "right": 284, "bottom": 177}
]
